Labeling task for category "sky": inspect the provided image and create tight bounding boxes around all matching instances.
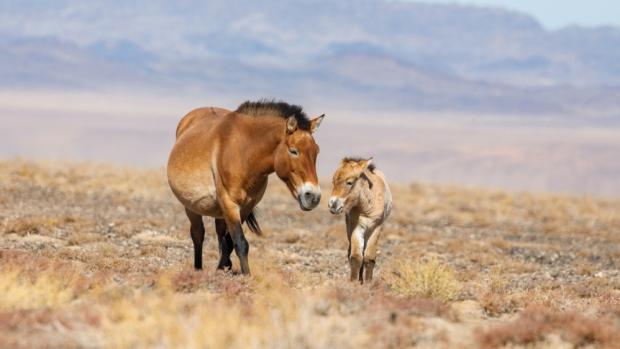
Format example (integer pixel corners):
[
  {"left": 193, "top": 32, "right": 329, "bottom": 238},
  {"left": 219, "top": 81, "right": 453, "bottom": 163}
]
[{"left": 417, "top": 0, "right": 620, "bottom": 29}]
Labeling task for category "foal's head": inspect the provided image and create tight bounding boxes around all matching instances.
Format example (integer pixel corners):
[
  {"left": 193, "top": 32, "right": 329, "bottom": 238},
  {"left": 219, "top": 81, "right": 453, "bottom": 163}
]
[
  {"left": 328, "top": 157, "right": 374, "bottom": 214},
  {"left": 274, "top": 114, "right": 324, "bottom": 211}
]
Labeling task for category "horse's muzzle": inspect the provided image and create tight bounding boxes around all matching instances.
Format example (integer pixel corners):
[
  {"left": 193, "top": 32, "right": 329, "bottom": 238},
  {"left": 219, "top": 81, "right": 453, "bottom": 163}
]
[{"left": 298, "top": 183, "right": 321, "bottom": 211}]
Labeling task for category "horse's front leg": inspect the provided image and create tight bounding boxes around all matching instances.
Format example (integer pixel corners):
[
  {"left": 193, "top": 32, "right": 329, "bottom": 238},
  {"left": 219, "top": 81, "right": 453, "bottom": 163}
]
[
  {"left": 229, "top": 221, "right": 250, "bottom": 275},
  {"left": 349, "top": 225, "right": 366, "bottom": 283},
  {"left": 219, "top": 199, "right": 251, "bottom": 275},
  {"left": 215, "top": 175, "right": 252, "bottom": 274}
]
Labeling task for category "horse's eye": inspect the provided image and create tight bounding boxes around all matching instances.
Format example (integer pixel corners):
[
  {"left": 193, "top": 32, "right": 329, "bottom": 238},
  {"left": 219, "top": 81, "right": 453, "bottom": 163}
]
[
  {"left": 288, "top": 148, "right": 299, "bottom": 157},
  {"left": 346, "top": 179, "right": 354, "bottom": 186}
]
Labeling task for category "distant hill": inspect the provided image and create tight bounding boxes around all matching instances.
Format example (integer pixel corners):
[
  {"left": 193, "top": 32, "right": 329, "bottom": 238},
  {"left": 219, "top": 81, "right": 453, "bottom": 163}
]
[{"left": 1, "top": 0, "right": 620, "bottom": 120}]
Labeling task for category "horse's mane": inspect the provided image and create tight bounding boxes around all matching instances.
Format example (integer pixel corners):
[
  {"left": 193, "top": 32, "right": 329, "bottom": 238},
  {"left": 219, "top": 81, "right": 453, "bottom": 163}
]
[
  {"left": 236, "top": 99, "right": 311, "bottom": 130},
  {"left": 343, "top": 156, "right": 376, "bottom": 172}
]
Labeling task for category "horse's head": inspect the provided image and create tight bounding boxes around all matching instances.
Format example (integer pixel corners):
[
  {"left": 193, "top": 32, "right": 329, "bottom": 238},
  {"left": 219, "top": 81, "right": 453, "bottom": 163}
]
[
  {"left": 274, "top": 114, "right": 324, "bottom": 211},
  {"left": 328, "top": 157, "right": 373, "bottom": 214}
]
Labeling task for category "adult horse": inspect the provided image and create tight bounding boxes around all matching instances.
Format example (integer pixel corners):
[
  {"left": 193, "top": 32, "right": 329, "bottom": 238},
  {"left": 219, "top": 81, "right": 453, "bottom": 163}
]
[{"left": 167, "top": 100, "right": 324, "bottom": 275}]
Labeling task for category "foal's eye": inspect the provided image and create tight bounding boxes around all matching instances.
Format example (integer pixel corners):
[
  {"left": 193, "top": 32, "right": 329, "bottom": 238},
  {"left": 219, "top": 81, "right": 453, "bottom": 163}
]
[
  {"left": 346, "top": 179, "right": 354, "bottom": 186},
  {"left": 288, "top": 148, "right": 299, "bottom": 157}
]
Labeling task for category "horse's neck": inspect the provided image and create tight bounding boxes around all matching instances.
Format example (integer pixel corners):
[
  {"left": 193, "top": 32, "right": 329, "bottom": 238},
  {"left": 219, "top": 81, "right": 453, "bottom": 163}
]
[{"left": 236, "top": 117, "right": 284, "bottom": 177}]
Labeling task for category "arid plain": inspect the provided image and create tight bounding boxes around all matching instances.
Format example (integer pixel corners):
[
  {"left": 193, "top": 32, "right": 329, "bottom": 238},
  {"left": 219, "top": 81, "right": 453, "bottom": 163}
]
[{"left": 1, "top": 159, "right": 619, "bottom": 348}]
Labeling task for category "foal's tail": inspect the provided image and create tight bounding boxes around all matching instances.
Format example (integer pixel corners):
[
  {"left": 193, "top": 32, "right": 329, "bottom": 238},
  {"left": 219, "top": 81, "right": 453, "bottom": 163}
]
[{"left": 245, "top": 210, "right": 262, "bottom": 236}]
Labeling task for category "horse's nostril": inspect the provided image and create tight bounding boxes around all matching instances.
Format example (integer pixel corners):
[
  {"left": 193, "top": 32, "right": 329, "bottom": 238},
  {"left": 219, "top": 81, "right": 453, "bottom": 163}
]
[{"left": 304, "top": 192, "right": 312, "bottom": 199}]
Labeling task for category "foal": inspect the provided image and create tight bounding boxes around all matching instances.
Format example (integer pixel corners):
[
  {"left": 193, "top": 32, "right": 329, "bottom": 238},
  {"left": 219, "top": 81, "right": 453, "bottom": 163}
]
[{"left": 328, "top": 157, "right": 392, "bottom": 284}]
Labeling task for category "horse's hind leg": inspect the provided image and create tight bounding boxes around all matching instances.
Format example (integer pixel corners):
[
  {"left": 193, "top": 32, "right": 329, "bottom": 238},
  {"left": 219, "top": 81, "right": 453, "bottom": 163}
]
[
  {"left": 215, "top": 218, "right": 233, "bottom": 270},
  {"left": 185, "top": 208, "right": 205, "bottom": 270}
]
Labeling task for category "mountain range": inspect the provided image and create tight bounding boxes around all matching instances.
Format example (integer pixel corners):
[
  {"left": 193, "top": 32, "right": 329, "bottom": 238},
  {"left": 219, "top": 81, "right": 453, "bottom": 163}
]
[{"left": 1, "top": 0, "right": 620, "bottom": 120}]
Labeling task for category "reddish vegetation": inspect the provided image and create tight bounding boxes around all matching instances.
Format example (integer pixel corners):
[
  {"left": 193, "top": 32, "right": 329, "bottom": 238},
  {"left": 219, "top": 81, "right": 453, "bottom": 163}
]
[{"left": 479, "top": 304, "right": 620, "bottom": 348}]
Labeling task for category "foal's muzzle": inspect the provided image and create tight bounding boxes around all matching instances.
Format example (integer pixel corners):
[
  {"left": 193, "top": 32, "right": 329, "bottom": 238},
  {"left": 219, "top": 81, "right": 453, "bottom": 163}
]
[
  {"left": 298, "top": 183, "right": 321, "bottom": 211},
  {"left": 328, "top": 197, "right": 344, "bottom": 214}
]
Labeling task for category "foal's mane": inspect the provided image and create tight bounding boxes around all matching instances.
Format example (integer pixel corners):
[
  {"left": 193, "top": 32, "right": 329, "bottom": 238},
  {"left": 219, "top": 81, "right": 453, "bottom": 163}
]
[
  {"left": 236, "top": 99, "right": 311, "bottom": 130},
  {"left": 343, "top": 156, "right": 376, "bottom": 172}
]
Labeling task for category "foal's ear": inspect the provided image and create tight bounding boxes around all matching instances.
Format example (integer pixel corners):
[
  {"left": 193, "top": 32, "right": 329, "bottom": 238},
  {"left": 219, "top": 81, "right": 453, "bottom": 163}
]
[
  {"left": 286, "top": 116, "right": 298, "bottom": 134},
  {"left": 358, "top": 157, "right": 373, "bottom": 171},
  {"left": 310, "top": 114, "right": 325, "bottom": 133}
]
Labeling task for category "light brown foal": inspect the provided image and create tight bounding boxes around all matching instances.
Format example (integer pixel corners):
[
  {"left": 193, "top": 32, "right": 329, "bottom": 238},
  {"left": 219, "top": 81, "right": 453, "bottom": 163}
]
[
  {"left": 167, "top": 100, "right": 324, "bottom": 275},
  {"left": 328, "top": 157, "right": 392, "bottom": 284}
]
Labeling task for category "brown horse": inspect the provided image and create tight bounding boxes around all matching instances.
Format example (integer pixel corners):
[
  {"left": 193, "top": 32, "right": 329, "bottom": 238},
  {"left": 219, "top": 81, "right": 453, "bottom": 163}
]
[{"left": 167, "top": 100, "right": 324, "bottom": 275}]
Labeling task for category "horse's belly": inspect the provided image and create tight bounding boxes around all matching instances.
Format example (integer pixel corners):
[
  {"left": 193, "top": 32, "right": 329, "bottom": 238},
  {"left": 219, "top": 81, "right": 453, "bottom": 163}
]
[{"left": 170, "top": 181, "right": 223, "bottom": 218}]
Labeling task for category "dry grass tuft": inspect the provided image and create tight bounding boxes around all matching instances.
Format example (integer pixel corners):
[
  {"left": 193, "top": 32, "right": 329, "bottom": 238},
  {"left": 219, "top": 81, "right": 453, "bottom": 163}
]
[
  {"left": 3, "top": 215, "right": 75, "bottom": 236},
  {"left": 386, "top": 257, "right": 461, "bottom": 302},
  {"left": 481, "top": 267, "right": 519, "bottom": 316},
  {"left": 66, "top": 231, "right": 103, "bottom": 245},
  {"left": 0, "top": 264, "right": 80, "bottom": 311}
]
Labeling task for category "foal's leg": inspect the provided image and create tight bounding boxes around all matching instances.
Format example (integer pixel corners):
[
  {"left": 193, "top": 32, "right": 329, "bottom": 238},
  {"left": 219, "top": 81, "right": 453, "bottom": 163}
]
[
  {"left": 345, "top": 215, "right": 353, "bottom": 262},
  {"left": 185, "top": 208, "right": 205, "bottom": 270},
  {"left": 349, "top": 225, "right": 365, "bottom": 283},
  {"left": 345, "top": 215, "right": 360, "bottom": 282},
  {"left": 215, "top": 218, "right": 233, "bottom": 270},
  {"left": 363, "top": 226, "right": 382, "bottom": 282}
]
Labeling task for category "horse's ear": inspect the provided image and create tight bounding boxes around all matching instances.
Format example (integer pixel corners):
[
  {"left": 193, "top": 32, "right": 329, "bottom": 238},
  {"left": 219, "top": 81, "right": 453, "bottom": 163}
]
[
  {"left": 310, "top": 114, "right": 325, "bottom": 133},
  {"left": 359, "top": 157, "right": 373, "bottom": 171},
  {"left": 286, "top": 116, "right": 298, "bottom": 134}
]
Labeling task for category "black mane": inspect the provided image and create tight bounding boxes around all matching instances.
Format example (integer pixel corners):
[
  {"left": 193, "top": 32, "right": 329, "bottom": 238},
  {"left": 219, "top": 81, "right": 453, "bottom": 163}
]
[
  {"left": 236, "top": 99, "right": 311, "bottom": 130},
  {"left": 343, "top": 156, "right": 376, "bottom": 172}
]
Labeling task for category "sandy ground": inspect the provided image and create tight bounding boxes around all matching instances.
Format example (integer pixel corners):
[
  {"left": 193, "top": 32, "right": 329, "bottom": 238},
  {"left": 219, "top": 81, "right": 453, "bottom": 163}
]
[{"left": 0, "top": 159, "right": 619, "bottom": 348}]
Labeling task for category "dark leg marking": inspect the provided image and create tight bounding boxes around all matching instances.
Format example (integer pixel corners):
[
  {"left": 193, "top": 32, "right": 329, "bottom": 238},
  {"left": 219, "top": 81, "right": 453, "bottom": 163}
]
[
  {"left": 185, "top": 208, "right": 205, "bottom": 270},
  {"left": 215, "top": 218, "right": 233, "bottom": 270},
  {"left": 230, "top": 223, "right": 250, "bottom": 275}
]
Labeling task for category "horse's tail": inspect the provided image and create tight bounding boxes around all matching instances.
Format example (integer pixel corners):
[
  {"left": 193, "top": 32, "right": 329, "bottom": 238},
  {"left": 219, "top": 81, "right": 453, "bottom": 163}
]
[{"left": 245, "top": 210, "right": 262, "bottom": 236}]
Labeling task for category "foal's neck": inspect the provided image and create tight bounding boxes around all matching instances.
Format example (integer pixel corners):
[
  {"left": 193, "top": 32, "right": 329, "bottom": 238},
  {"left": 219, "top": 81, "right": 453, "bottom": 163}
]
[{"left": 353, "top": 172, "right": 375, "bottom": 212}]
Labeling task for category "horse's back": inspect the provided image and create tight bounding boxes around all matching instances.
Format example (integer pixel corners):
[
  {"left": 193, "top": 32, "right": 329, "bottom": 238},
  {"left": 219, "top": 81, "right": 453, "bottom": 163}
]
[
  {"left": 170, "top": 106, "right": 230, "bottom": 169},
  {"left": 176, "top": 107, "right": 231, "bottom": 139}
]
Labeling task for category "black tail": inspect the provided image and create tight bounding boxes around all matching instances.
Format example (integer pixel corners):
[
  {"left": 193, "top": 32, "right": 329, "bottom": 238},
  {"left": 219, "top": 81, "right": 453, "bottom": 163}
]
[{"left": 245, "top": 210, "right": 262, "bottom": 236}]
